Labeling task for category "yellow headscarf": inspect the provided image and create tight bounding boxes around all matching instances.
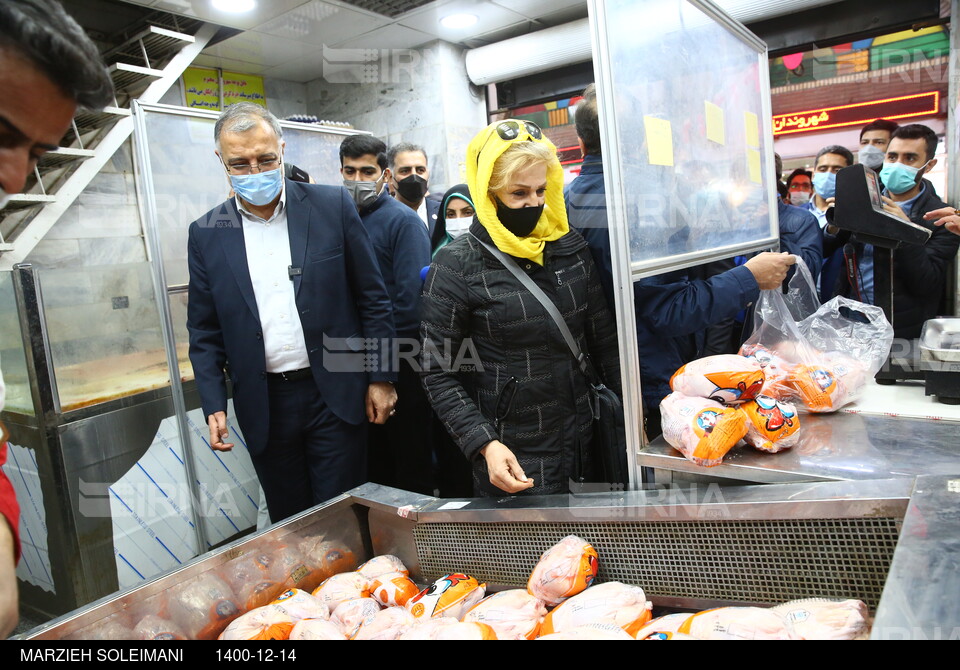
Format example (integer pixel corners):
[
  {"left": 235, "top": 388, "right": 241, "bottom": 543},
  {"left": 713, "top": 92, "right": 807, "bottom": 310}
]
[{"left": 466, "top": 119, "right": 569, "bottom": 264}]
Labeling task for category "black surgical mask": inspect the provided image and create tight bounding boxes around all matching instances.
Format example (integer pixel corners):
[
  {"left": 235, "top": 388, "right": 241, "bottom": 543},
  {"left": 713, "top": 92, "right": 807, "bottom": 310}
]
[
  {"left": 396, "top": 174, "right": 428, "bottom": 202},
  {"left": 496, "top": 198, "right": 543, "bottom": 237}
]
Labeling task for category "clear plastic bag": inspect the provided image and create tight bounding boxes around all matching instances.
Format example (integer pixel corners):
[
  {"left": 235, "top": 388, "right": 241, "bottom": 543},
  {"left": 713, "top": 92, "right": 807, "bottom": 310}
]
[{"left": 741, "top": 257, "right": 893, "bottom": 412}]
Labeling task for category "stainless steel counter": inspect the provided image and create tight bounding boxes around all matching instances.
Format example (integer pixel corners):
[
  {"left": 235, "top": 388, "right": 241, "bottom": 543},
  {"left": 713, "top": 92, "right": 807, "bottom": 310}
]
[{"left": 640, "top": 411, "right": 960, "bottom": 484}]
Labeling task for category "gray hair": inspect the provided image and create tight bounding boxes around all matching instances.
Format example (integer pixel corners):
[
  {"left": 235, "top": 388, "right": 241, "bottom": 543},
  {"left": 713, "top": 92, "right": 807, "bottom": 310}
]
[
  {"left": 214, "top": 103, "right": 283, "bottom": 151},
  {"left": 0, "top": 0, "right": 114, "bottom": 110},
  {"left": 387, "top": 142, "right": 427, "bottom": 170}
]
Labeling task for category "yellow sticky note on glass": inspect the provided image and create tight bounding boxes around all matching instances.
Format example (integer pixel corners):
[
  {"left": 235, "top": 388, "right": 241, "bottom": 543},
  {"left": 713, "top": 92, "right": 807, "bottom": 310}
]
[
  {"left": 644, "top": 116, "right": 674, "bottom": 166},
  {"left": 705, "top": 101, "right": 725, "bottom": 145},
  {"left": 747, "top": 148, "right": 762, "bottom": 184},
  {"left": 744, "top": 111, "right": 760, "bottom": 147}
]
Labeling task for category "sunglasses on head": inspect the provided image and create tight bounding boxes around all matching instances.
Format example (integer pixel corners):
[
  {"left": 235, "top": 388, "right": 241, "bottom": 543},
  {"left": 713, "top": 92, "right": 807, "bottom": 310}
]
[{"left": 494, "top": 119, "right": 542, "bottom": 141}]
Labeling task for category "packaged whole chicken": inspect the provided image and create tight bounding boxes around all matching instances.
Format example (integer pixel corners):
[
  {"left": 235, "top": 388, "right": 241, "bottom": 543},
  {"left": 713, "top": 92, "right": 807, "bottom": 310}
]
[
  {"left": 537, "top": 623, "right": 635, "bottom": 640},
  {"left": 288, "top": 618, "right": 346, "bottom": 641},
  {"left": 660, "top": 392, "right": 748, "bottom": 467},
  {"left": 771, "top": 598, "right": 870, "bottom": 640},
  {"left": 298, "top": 537, "right": 357, "bottom": 581},
  {"left": 64, "top": 614, "right": 134, "bottom": 641},
  {"left": 269, "top": 588, "right": 330, "bottom": 621},
  {"left": 397, "top": 616, "right": 463, "bottom": 640},
  {"left": 526, "top": 535, "right": 599, "bottom": 606},
  {"left": 740, "top": 344, "right": 796, "bottom": 397},
  {"left": 357, "top": 554, "right": 408, "bottom": 580},
  {"left": 670, "top": 355, "right": 765, "bottom": 405},
  {"left": 166, "top": 572, "right": 241, "bottom": 640},
  {"left": 218, "top": 604, "right": 299, "bottom": 641},
  {"left": 264, "top": 539, "right": 323, "bottom": 594},
  {"left": 539, "top": 581, "right": 653, "bottom": 638},
  {"left": 399, "top": 618, "right": 497, "bottom": 640},
  {"left": 634, "top": 613, "right": 694, "bottom": 640},
  {"left": 462, "top": 589, "right": 547, "bottom": 640},
  {"left": 132, "top": 615, "right": 187, "bottom": 641},
  {"left": 368, "top": 571, "right": 420, "bottom": 608},
  {"left": 312, "top": 571, "right": 370, "bottom": 610},
  {"left": 331, "top": 597, "right": 382, "bottom": 638},
  {"left": 406, "top": 573, "right": 486, "bottom": 619},
  {"left": 220, "top": 551, "right": 283, "bottom": 612},
  {"left": 352, "top": 607, "right": 417, "bottom": 641},
  {"left": 739, "top": 395, "right": 801, "bottom": 453},
  {"left": 678, "top": 606, "right": 795, "bottom": 640}
]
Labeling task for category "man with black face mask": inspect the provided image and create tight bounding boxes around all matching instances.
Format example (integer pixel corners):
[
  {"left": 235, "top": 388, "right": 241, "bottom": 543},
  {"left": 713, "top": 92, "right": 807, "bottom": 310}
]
[
  {"left": 339, "top": 135, "right": 435, "bottom": 495},
  {"left": 388, "top": 142, "right": 440, "bottom": 236}
]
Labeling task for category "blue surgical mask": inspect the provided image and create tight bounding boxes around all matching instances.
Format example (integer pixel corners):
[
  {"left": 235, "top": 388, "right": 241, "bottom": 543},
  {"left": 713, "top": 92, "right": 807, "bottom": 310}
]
[
  {"left": 812, "top": 171, "right": 836, "bottom": 199},
  {"left": 879, "top": 160, "right": 929, "bottom": 195},
  {"left": 230, "top": 166, "right": 284, "bottom": 207}
]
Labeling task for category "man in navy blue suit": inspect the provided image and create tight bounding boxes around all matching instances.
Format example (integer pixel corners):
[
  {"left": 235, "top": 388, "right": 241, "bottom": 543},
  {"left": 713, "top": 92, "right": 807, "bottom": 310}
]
[
  {"left": 387, "top": 142, "right": 440, "bottom": 236},
  {"left": 187, "top": 103, "right": 397, "bottom": 523}
]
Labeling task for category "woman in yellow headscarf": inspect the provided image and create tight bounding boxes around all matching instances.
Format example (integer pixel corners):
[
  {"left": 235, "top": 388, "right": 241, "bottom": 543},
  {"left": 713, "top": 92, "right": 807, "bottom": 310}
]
[{"left": 419, "top": 119, "right": 622, "bottom": 496}]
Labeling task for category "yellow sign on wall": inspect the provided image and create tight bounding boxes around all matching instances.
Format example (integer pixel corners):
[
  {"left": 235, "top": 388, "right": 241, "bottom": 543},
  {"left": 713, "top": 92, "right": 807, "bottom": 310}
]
[{"left": 182, "top": 68, "right": 268, "bottom": 110}]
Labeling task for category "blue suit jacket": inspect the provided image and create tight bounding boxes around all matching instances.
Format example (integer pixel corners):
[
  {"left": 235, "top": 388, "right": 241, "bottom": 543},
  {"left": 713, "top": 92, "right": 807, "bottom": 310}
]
[
  {"left": 425, "top": 197, "right": 440, "bottom": 238},
  {"left": 187, "top": 180, "right": 397, "bottom": 456}
]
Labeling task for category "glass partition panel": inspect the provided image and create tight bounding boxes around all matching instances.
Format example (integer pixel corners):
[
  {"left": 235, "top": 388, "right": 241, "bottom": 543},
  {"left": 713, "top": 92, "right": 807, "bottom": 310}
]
[
  {"left": 592, "top": 0, "right": 778, "bottom": 278},
  {"left": 0, "top": 271, "right": 33, "bottom": 415},
  {"left": 168, "top": 290, "right": 192, "bottom": 382},
  {"left": 37, "top": 262, "right": 169, "bottom": 412}
]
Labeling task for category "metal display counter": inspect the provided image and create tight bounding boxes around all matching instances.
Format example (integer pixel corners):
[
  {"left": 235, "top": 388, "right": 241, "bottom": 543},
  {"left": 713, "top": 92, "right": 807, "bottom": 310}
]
[
  {"left": 640, "top": 411, "right": 960, "bottom": 485},
  {"left": 18, "top": 478, "right": 956, "bottom": 640}
]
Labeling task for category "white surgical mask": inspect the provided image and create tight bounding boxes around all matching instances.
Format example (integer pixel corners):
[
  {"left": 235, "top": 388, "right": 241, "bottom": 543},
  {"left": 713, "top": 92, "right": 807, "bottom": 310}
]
[
  {"left": 789, "top": 191, "right": 811, "bottom": 206},
  {"left": 445, "top": 216, "right": 473, "bottom": 238}
]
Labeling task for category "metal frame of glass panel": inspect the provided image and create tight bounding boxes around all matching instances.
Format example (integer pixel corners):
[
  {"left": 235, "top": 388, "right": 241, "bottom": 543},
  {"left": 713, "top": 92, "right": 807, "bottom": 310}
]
[{"left": 588, "top": 0, "right": 780, "bottom": 488}]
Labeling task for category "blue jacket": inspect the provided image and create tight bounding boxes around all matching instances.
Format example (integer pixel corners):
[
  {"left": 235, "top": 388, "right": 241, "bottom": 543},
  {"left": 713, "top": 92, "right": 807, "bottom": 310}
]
[
  {"left": 565, "top": 155, "right": 759, "bottom": 412},
  {"left": 777, "top": 200, "right": 823, "bottom": 279},
  {"left": 187, "top": 180, "right": 397, "bottom": 455},
  {"left": 359, "top": 189, "right": 432, "bottom": 337}
]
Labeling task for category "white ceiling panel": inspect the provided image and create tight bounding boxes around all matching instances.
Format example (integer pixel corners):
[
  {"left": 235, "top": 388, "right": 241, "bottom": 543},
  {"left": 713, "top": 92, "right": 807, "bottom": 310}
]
[
  {"left": 254, "top": 1, "right": 389, "bottom": 41},
  {"left": 333, "top": 22, "right": 436, "bottom": 49},
  {"left": 191, "top": 54, "right": 269, "bottom": 74},
  {"left": 202, "top": 30, "right": 318, "bottom": 67},
  {"left": 397, "top": 0, "right": 528, "bottom": 41},
  {"left": 124, "top": 0, "right": 313, "bottom": 31}
]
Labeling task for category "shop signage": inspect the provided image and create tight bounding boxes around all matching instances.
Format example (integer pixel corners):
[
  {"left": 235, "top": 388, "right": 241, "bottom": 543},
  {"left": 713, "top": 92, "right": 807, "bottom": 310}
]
[{"left": 773, "top": 91, "right": 940, "bottom": 136}]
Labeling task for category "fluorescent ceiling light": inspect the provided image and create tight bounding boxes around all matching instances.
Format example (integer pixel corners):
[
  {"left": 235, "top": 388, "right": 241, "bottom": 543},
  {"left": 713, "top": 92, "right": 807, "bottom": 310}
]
[
  {"left": 441, "top": 13, "right": 479, "bottom": 29},
  {"left": 212, "top": 0, "right": 256, "bottom": 13}
]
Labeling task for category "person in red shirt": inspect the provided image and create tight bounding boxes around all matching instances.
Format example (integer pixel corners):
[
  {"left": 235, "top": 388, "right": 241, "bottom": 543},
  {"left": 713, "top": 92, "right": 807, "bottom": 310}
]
[{"left": 0, "top": 0, "right": 113, "bottom": 636}]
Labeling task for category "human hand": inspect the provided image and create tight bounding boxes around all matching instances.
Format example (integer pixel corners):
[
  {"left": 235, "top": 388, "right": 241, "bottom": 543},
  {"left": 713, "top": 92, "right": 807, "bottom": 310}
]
[
  {"left": 880, "top": 196, "right": 910, "bottom": 222},
  {"left": 744, "top": 252, "right": 797, "bottom": 290},
  {"left": 366, "top": 382, "right": 397, "bottom": 424},
  {"left": 480, "top": 440, "right": 535, "bottom": 494},
  {"left": 207, "top": 411, "right": 234, "bottom": 451},
  {"left": 0, "top": 520, "right": 18, "bottom": 639},
  {"left": 923, "top": 206, "right": 960, "bottom": 235}
]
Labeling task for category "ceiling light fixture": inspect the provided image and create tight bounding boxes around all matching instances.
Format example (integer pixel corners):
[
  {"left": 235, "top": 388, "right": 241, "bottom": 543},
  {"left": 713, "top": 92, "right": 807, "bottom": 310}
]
[
  {"left": 440, "top": 13, "right": 479, "bottom": 29},
  {"left": 212, "top": 0, "right": 256, "bottom": 13}
]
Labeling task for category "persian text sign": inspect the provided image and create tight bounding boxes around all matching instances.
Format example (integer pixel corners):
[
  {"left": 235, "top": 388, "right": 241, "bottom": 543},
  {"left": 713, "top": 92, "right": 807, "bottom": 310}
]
[{"left": 773, "top": 91, "right": 940, "bottom": 135}]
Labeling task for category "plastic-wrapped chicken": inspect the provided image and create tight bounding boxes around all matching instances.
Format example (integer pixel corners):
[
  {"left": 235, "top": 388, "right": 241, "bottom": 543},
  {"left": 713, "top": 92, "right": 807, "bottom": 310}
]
[
  {"left": 331, "top": 597, "right": 382, "bottom": 638},
  {"left": 269, "top": 588, "right": 330, "bottom": 621},
  {"left": 539, "top": 582, "right": 652, "bottom": 638},
  {"left": 399, "top": 618, "right": 497, "bottom": 640},
  {"left": 660, "top": 392, "right": 748, "bottom": 467},
  {"left": 634, "top": 613, "right": 694, "bottom": 640},
  {"left": 166, "top": 572, "right": 241, "bottom": 640},
  {"left": 289, "top": 618, "right": 346, "bottom": 640},
  {"left": 678, "top": 607, "right": 795, "bottom": 640},
  {"left": 220, "top": 551, "right": 283, "bottom": 612},
  {"left": 406, "top": 573, "right": 486, "bottom": 619},
  {"left": 218, "top": 605, "right": 299, "bottom": 641},
  {"left": 64, "top": 614, "right": 133, "bottom": 641},
  {"left": 537, "top": 623, "right": 635, "bottom": 640},
  {"left": 739, "top": 395, "right": 800, "bottom": 453},
  {"left": 368, "top": 571, "right": 420, "bottom": 608},
  {"left": 357, "top": 554, "right": 408, "bottom": 580},
  {"left": 312, "top": 571, "right": 370, "bottom": 610},
  {"left": 462, "top": 589, "right": 547, "bottom": 640},
  {"left": 352, "top": 607, "right": 417, "bottom": 641},
  {"left": 526, "top": 535, "right": 599, "bottom": 606},
  {"left": 740, "top": 344, "right": 795, "bottom": 398},
  {"left": 669, "top": 355, "right": 765, "bottom": 405},
  {"left": 264, "top": 539, "right": 323, "bottom": 594},
  {"left": 297, "top": 537, "right": 356, "bottom": 581},
  {"left": 132, "top": 615, "right": 187, "bottom": 641},
  {"left": 772, "top": 599, "right": 870, "bottom": 640}
]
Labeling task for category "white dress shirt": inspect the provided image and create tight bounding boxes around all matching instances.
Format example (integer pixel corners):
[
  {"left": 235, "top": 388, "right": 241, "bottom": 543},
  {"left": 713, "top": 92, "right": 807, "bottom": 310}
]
[{"left": 236, "top": 187, "right": 311, "bottom": 373}]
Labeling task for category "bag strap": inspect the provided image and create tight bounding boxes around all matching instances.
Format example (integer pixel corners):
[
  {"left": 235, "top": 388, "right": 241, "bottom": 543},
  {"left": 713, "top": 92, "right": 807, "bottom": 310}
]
[{"left": 471, "top": 233, "right": 595, "bottom": 382}]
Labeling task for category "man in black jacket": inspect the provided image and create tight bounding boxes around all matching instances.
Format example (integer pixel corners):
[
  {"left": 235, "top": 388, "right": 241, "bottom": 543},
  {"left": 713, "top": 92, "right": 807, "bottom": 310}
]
[{"left": 826, "top": 123, "right": 959, "bottom": 339}]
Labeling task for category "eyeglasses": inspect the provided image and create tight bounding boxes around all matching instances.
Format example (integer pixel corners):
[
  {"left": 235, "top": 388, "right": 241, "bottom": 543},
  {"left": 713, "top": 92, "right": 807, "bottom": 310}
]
[
  {"left": 493, "top": 119, "right": 542, "bottom": 141},
  {"left": 224, "top": 158, "right": 281, "bottom": 175}
]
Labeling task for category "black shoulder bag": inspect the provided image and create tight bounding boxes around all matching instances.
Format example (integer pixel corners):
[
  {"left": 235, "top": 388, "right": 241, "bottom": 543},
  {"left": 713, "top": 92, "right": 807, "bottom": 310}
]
[{"left": 471, "top": 235, "right": 629, "bottom": 486}]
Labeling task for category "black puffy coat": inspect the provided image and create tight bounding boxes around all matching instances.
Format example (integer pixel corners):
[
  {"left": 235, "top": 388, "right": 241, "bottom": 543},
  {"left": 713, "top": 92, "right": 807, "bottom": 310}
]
[{"left": 419, "top": 220, "right": 622, "bottom": 496}]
